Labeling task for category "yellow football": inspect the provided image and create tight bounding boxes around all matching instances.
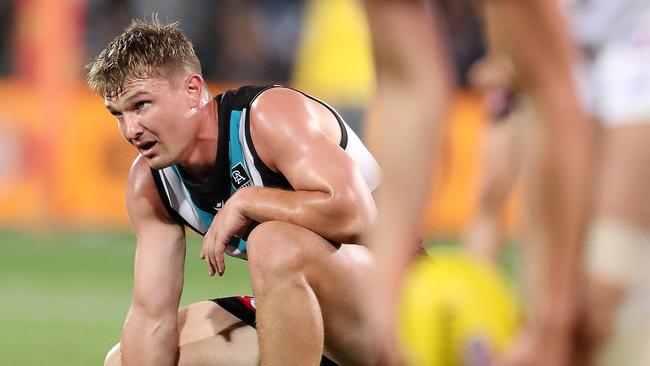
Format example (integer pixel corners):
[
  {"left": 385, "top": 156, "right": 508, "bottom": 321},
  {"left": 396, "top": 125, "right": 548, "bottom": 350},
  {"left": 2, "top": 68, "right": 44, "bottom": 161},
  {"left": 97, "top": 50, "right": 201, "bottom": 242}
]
[{"left": 398, "top": 251, "right": 520, "bottom": 366}]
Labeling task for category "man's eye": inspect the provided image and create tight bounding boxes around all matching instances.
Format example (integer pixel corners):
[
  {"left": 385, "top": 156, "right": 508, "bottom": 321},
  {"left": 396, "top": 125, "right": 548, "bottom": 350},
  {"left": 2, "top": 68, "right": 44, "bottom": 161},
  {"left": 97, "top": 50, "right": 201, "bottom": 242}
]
[{"left": 135, "top": 101, "right": 150, "bottom": 110}]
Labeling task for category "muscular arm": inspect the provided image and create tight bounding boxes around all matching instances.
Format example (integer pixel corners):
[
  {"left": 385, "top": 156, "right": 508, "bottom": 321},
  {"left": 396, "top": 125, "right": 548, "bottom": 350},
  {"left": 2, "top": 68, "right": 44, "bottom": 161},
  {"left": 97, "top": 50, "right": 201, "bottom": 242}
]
[
  {"left": 121, "top": 156, "right": 186, "bottom": 366},
  {"left": 236, "top": 88, "right": 376, "bottom": 244}
]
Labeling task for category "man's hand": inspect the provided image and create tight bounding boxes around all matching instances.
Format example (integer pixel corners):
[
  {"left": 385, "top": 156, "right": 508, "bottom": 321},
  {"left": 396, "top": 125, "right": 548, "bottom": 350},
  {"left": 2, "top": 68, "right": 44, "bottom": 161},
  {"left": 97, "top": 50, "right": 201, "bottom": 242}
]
[{"left": 200, "top": 191, "right": 252, "bottom": 276}]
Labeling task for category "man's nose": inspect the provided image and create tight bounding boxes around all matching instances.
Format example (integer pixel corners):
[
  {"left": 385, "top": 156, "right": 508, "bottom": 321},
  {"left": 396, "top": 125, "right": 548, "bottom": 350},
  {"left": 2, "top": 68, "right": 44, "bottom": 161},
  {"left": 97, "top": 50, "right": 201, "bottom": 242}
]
[{"left": 124, "top": 114, "right": 144, "bottom": 140}]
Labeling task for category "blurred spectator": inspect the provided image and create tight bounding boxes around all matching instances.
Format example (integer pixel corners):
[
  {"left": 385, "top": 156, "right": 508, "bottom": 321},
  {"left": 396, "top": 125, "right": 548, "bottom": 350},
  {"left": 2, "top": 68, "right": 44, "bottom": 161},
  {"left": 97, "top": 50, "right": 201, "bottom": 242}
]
[
  {"left": 251, "top": 0, "right": 306, "bottom": 81},
  {"left": 85, "top": 0, "right": 132, "bottom": 63},
  {"left": 84, "top": 0, "right": 305, "bottom": 83},
  {"left": 200, "top": 0, "right": 306, "bottom": 82},
  {"left": 436, "top": 0, "right": 486, "bottom": 88},
  {"left": 0, "top": 0, "right": 14, "bottom": 75},
  {"left": 127, "top": 0, "right": 220, "bottom": 79}
]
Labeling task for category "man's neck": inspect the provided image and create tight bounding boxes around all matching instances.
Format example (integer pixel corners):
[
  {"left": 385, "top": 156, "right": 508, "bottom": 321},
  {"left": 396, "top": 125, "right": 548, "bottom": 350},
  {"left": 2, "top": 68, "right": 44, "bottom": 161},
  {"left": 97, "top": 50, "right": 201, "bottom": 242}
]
[{"left": 178, "top": 97, "right": 219, "bottom": 181}]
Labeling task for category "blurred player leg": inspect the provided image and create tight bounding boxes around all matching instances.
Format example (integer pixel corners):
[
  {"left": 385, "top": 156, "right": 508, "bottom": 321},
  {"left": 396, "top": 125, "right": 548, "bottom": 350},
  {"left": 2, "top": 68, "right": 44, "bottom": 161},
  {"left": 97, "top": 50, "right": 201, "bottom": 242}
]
[
  {"left": 576, "top": 11, "right": 650, "bottom": 362},
  {"left": 582, "top": 125, "right": 650, "bottom": 365},
  {"left": 583, "top": 124, "right": 650, "bottom": 366},
  {"left": 484, "top": 0, "right": 596, "bottom": 364},
  {"left": 464, "top": 55, "right": 523, "bottom": 262},
  {"left": 361, "top": 0, "right": 452, "bottom": 363},
  {"left": 464, "top": 116, "right": 521, "bottom": 261},
  {"left": 104, "top": 301, "right": 259, "bottom": 366},
  {"left": 583, "top": 217, "right": 650, "bottom": 366}
]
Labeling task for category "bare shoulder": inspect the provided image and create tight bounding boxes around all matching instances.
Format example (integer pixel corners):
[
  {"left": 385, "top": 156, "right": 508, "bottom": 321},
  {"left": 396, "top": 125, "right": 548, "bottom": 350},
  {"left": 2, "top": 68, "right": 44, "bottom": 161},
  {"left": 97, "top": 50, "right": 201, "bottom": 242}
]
[
  {"left": 249, "top": 87, "right": 315, "bottom": 133},
  {"left": 248, "top": 87, "right": 341, "bottom": 171},
  {"left": 126, "top": 155, "right": 175, "bottom": 225},
  {"left": 126, "top": 154, "right": 156, "bottom": 200}
]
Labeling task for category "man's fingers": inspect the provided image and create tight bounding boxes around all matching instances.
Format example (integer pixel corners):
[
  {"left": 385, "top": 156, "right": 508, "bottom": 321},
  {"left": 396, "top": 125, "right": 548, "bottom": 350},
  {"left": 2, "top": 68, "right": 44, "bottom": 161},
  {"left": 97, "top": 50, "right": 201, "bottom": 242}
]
[
  {"left": 208, "top": 251, "right": 217, "bottom": 276},
  {"left": 208, "top": 241, "right": 218, "bottom": 276},
  {"left": 217, "top": 250, "right": 225, "bottom": 276},
  {"left": 200, "top": 231, "right": 210, "bottom": 260},
  {"left": 202, "top": 234, "right": 216, "bottom": 276},
  {"left": 202, "top": 227, "right": 229, "bottom": 277},
  {"left": 212, "top": 232, "right": 226, "bottom": 276}
]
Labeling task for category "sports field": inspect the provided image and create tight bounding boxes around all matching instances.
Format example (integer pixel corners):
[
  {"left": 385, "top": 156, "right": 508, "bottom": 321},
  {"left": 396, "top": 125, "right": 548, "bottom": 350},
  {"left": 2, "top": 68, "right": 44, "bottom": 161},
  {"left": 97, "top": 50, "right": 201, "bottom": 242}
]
[
  {"left": 0, "top": 230, "right": 252, "bottom": 366},
  {"left": 0, "top": 231, "right": 519, "bottom": 365}
]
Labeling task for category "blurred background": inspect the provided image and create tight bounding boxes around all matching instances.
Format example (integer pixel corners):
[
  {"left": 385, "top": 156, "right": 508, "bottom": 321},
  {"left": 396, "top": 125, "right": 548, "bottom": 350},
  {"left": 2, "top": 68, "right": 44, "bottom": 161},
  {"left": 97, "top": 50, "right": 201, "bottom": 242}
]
[{"left": 0, "top": 0, "right": 519, "bottom": 364}]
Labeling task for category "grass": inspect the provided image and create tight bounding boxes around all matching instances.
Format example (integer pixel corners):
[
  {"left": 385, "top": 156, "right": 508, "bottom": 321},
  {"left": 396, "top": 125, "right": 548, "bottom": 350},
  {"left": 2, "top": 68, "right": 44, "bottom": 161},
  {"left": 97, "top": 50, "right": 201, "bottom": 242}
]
[
  {"left": 0, "top": 231, "right": 520, "bottom": 365},
  {"left": 0, "top": 230, "right": 251, "bottom": 366}
]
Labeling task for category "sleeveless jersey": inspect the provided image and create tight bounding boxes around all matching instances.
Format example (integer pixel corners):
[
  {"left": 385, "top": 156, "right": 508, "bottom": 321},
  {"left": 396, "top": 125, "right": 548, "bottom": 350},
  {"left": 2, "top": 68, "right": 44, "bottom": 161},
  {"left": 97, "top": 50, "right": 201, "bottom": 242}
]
[{"left": 151, "top": 85, "right": 381, "bottom": 258}]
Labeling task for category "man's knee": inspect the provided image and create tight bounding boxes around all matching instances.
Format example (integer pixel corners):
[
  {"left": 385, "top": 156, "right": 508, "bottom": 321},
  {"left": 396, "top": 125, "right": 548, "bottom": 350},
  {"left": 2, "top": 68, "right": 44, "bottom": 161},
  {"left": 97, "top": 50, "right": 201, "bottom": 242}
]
[
  {"left": 247, "top": 221, "right": 316, "bottom": 286},
  {"left": 104, "top": 343, "right": 121, "bottom": 366}
]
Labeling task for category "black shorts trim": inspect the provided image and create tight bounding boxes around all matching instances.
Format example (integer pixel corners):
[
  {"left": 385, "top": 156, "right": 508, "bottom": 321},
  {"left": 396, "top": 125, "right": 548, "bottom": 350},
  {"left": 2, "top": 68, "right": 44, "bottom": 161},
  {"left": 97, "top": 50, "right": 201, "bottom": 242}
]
[
  {"left": 213, "top": 296, "right": 256, "bottom": 328},
  {"left": 211, "top": 297, "right": 339, "bottom": 366}
]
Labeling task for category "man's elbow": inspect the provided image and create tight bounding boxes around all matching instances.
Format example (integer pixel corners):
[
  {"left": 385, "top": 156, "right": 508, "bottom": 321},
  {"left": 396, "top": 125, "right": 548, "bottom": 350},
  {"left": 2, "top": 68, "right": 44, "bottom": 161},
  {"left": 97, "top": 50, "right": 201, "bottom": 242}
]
[
  {"left": 104, "top": 343, "right": 121, "bottom": 366},
  {"left": 339, "top": 219, "right": 368, "bottom": 244},
  {"left": 331, "top": 192, "right": 375, "bottom": 244},
  {"left": 120, "top": 311, "right": 178, "bottom": 365},
  {"left": 122, "top": 305, "right": 179, "bottom": 342}
]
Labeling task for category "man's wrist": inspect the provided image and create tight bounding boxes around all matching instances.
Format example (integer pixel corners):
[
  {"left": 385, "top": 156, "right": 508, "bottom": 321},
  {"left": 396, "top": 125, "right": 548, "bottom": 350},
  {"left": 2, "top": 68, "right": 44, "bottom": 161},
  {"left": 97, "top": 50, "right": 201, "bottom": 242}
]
[{"left": 233, "top": 186, "right": 255, "bottom": 217}]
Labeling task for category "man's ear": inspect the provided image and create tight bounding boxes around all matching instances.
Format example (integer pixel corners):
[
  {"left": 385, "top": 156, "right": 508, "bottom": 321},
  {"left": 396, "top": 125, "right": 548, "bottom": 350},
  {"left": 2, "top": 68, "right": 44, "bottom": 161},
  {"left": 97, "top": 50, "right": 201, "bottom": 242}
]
[{"left": 186, "top": 74, "right": 204, "bottom": 107}]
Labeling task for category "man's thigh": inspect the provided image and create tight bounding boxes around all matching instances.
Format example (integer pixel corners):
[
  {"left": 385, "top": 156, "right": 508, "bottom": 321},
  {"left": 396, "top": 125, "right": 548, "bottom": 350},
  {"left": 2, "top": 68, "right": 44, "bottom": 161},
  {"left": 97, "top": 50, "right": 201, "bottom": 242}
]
[
  {"left": 247, "top": 221, "right": 376, "bottom": 365},
  {"left": 177, "top": 301, "right": 259, "bottom": 365},
  {"left": 105, "top": 301, "right": 259, "bottom": 366},
  {"left": 595, "top": 124, "right": 650, "bottom": 229},
  {"left": 311, "top": 244, "right": 375, "bottom": 363}
]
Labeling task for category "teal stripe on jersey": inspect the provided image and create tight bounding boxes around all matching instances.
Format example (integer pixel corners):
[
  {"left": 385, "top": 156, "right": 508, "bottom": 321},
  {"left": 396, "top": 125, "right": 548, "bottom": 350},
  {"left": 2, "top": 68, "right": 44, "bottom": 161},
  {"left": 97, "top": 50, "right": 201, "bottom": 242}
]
[
  {"left": 228, "top": 110, "right": 246, "bottom": 194},
  {"left": 170, "top": 165, "right": 215, "bottom": 232},
  {"left": 228, "top": 110, "right": 249, "bottom": 254}
]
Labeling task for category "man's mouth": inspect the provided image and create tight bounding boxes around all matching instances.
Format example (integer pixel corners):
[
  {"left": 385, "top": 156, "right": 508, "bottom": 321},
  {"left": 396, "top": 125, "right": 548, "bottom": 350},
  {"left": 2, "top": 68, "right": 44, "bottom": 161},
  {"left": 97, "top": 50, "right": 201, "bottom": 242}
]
[{"left": 138, "top": 141, "right": 157, "bottom": 157}]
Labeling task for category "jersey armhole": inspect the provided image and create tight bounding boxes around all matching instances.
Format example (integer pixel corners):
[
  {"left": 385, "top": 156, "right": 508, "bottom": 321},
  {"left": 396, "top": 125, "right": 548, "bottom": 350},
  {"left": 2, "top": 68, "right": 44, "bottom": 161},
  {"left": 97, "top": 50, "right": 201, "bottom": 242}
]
[{"left": 149, "top": 168, "right": 199, "bottom": 235}]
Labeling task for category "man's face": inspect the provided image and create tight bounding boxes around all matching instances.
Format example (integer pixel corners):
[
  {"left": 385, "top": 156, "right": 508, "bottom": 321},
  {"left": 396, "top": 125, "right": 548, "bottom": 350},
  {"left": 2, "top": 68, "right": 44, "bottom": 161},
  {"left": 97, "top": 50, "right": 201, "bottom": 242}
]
[{"left": 104, "top": 73, "right": 197, "bottom": 170}]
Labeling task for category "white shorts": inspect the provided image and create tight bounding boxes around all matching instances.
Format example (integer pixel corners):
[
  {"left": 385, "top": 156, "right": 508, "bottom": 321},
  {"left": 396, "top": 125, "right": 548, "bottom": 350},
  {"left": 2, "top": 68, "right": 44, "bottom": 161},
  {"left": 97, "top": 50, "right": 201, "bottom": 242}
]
[{"left": 576, "top": 11, "right": 650, "bottom": 126}]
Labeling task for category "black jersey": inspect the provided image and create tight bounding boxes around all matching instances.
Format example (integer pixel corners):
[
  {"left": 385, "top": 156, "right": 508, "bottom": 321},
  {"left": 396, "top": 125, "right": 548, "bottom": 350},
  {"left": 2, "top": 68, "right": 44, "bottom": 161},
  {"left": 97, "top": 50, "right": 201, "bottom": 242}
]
[{"left": 151, "top": 85, "right": 381, "bottom": 258}]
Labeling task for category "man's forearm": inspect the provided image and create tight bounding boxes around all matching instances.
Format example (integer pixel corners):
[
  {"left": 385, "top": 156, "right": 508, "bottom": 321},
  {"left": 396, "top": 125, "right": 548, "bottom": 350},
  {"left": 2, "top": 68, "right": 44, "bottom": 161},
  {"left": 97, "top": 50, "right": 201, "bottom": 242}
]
[
  {"left": 121, "top": 311, "right": 179, "bottom": 366},
  {"left": 236, "top": 185, "right": 374, "bottom": 244}
]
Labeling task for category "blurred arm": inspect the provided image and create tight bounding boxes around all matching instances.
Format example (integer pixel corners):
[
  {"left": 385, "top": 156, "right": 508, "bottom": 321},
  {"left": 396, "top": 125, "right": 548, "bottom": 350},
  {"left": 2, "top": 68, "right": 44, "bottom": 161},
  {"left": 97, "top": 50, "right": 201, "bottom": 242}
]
[{"left": 121, "top": 156, "right": 186, "bottom": 366}]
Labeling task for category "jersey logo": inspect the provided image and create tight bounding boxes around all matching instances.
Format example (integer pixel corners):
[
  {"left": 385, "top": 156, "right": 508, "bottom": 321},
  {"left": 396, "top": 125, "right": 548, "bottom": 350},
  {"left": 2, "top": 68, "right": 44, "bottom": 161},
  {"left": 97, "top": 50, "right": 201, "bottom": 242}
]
[
  {"left": 213, "top": 200, "right": 225, "bottom": 212},
  {"left": 231, "top": 163, "right": 252, "bottom": 189}
]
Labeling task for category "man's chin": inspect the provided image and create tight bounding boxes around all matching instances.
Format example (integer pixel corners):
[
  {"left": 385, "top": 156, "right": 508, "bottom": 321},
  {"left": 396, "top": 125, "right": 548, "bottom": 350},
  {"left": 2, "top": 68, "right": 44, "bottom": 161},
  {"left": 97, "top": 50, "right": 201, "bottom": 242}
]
[{"left": 143, "top": 155, "right": 172, "bottom": 170}]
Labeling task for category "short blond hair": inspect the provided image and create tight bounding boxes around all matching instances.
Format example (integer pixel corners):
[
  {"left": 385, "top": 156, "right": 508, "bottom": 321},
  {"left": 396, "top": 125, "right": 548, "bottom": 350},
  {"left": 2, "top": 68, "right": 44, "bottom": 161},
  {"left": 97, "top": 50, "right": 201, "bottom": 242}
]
[{"left": 86, "top": 18, "right": 201, "bottom": 98}]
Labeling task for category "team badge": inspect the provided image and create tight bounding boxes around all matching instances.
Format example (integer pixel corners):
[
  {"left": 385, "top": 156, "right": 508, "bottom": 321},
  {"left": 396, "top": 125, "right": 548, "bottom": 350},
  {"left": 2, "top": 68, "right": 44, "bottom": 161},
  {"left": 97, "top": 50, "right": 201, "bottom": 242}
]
[{"left": 231, "top": 163, "right": 252, "bottom": 189}]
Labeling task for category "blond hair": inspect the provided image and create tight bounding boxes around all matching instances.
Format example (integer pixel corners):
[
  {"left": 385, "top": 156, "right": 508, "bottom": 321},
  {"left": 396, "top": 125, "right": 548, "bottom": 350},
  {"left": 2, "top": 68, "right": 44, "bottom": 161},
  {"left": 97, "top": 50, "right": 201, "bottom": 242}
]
[{"left": 86, "top": 18, "right": 202, "bottom": 98}]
